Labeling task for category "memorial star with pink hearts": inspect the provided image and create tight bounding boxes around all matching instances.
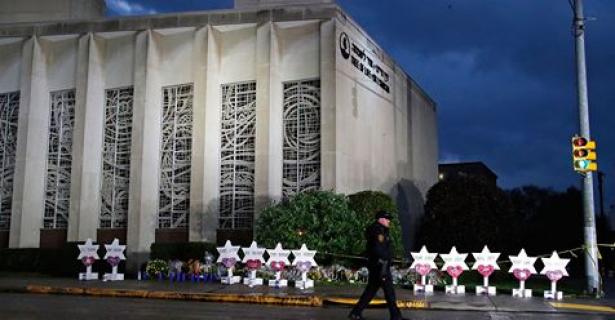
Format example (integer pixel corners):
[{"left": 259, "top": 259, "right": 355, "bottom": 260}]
[
  {"left": 103, "top": 238, "right": 126, "bottom": 262},
  {"left": 266, "top": 243, "right": 291, "bottom": 271},
  {"left": 471, "top": 246, "right": 500, "bottom": 277},
  {"left": 440, "top": 246, "right": 468, "bottom": 278},
  {"left": 291, "top": 244, "right": 318, "bottom": 272},
  {"left": 540, "top": 251, "right": 570, "bottom": 282},
  {"left": 217, "top": 240, "right": 241, "bottom": 268},
  {"left": 410, "top": 246, "right": 438, "bottom": 276},
  {"left": 508, "top": 249, "right": 537, "bottom": 281},
  {"left": 241, "top": 241, "right": 266, "bottom": 270},
  {"left": 78, "top": 238, "right": 100, "bottom": 264}
]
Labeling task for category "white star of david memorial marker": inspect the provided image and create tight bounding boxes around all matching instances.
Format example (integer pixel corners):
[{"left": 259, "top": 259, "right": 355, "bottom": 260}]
[
  {"left": 103, "top": 238, "right": 126, "bottom": 281},
  {"left": 266, "top": 243, "right": 291, "bottom": 287},
  {"left": 291, "top": 244, "right": 318, "bottom": 289},
  {"left": 77, "top": 238, "right": 99, "bottom": 280},
  {"left": 440, "top": 247, "right": 468, "bottom": 294},
  {"left": 540, "top": 251, "right": 570, "bottom": 300},
  {"left": 217, "top": 240, "right": 241, "bottom": 284},
  {"left": 472, "top": 246, "right": 500, "bottom": 295},
  {"left": 509, "top": 249, "right": 537, "bottom": 298},
  {"left": 410, "top": 246, "right": 438, "bottom": 294},
  {"left": 241, "top": 241, "right": 266, "bottom": 286}
]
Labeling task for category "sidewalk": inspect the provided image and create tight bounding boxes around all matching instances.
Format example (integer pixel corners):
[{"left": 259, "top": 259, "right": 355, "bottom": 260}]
[{"left": 1, "top": 275, "right": 614, "bottom": 315}]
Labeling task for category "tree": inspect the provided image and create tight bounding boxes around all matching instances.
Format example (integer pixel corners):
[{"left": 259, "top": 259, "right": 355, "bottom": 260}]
[
  {"left": 255, "top": 191, "right": 364, "bottom": 262},
  {"left": 417, "top": 176, "right": 517, "bottom": 254},
  {"left": 348, "top": 190, "right": 403, "bottom": 257}
]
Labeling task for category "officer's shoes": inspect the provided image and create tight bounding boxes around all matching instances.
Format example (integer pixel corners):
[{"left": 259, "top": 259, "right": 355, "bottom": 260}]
[{"left": 347, "top": 313, "right": 365, "bottom": 320}]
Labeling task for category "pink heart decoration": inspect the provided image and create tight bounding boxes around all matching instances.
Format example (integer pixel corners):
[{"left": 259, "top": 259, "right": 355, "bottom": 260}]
[
  {"left": 477, "top": 265, "right": 495, "bottom": 278},
  {"left": 270, "top": 261, "right": 286, "bottom": 272},
  {"left": 546, "top": 270, "right": 563, "bottom": 282},
  {"left": 106, "top": 256, "right": 121, "bottom": 267},
  {"left": 246, "top": 259, "right": 262, "bottom": 271},
  {"left": 221, "top": 257, "right": 237, "bottom": 269},
  {"left": 415, "top": 263, "right": 432, "bottom": 276},
  {"left": 446, "top": 265, "right": 464, "bottom": 279},
  {"left": 296, "top": 261, "right": 312, "bottom": 273},
  {"left": 81, "top": 256, "right": 95, "bottom": 267},
  {"left": 513, "top": 268, "right": 531, "bottom": 281}
]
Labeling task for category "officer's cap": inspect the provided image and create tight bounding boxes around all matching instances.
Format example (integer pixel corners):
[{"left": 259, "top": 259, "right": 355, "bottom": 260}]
[{"left": 375, "top": 210, "right": 392, "bottom": 220}]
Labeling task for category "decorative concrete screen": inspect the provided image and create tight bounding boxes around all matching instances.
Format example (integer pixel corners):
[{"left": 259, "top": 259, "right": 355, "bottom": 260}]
[
  {"left": 0, "top": 91, "right": 19, "bottom": 231},
  {"left": 219, "top": 81, "right": 257, "bottom": 230},
  {"left": 44, "top": 89, "right": 76, "bottom": 229},
  {"left": 100, "top": 87, "right": 134, "bottom": 229},
  {"left": 282, "top": 79, "right": 321, "bottom": 197},
  {"left": 158, "top": 84, "right": 193, "bottom": 229}
]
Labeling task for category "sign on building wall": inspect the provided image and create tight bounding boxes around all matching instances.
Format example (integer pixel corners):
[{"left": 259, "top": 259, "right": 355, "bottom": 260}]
[{"left": 337, "top": 25, "right": 393, "bottom": 96}]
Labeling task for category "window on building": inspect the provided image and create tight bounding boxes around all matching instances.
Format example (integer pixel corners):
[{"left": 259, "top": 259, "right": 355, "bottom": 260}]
[
  {"left": 44, "top": 89, "right": 75, "bottom": 229},
  {"left": 0, "top": 91, "right": 19, "bottom": 231},
  {"left": 158, "top": 84, "right": 193, "bottom": 229},
  {"left": 219, "top": 81, "right": 256, "bottom": 230},
  {"left": 100, "top": 87, "right": 133, "bottom": 229},
  {"left": 282, "top": 79, "right": 321, "bottom": 197}
]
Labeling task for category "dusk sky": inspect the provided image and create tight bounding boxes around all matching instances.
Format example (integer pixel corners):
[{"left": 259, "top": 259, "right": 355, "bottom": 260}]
[{"left": 106, "top": 0, "right": 615, "bottom": 207}]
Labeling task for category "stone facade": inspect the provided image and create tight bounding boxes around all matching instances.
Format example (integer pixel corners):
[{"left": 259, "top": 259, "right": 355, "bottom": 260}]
[{"left": 0, "top": 2, "right": 437, "bottom": 268}]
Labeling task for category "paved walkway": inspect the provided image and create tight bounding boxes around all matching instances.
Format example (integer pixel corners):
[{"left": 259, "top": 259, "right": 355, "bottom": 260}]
[{"left": 1, "top": 276, "right": 614, "bottom": 315}]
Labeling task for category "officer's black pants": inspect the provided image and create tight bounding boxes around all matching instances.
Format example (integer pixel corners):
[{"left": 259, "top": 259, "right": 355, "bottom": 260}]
[{"left": 350, "top": 268, "right": 402, "bottom": 319}]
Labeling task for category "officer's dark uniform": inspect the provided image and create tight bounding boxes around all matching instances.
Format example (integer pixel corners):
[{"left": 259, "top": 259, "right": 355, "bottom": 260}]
[{"left": 349, "top": 211, "right": 407, "bottom": 320}]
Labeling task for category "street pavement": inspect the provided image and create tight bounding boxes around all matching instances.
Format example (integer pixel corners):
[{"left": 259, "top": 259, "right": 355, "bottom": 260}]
[
  {"left": 0, "top": 293, "right": 612, "bottom": 320},
  {"left": 1, "top": 275, "right": 615, "bottom": 318}
]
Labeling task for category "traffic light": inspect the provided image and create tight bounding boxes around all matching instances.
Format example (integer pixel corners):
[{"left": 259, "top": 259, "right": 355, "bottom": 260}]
[{"left": 571, "top": 136, "right": 597, "bottom": 173}]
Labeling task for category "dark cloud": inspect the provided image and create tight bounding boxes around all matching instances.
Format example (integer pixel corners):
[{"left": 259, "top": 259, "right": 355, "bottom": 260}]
[
  {"left": 107, "top": 0, "right": 615, "bottom": 206},
  {"left": 337, "top": 0, "right": 615, "bottom": 204}
]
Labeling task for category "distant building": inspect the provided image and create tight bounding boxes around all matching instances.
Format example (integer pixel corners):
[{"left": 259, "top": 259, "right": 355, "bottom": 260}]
[
  {"left": 438, "top": 162, "right": 498, "bottom": 186},
  {"left": 0, "top": 0, "right": 438, "bottom": 269}
]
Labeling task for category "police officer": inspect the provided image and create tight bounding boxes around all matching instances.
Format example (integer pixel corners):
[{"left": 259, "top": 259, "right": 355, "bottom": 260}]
[{"left": 349, "top": 210, "right": 409, "bottom": 320}]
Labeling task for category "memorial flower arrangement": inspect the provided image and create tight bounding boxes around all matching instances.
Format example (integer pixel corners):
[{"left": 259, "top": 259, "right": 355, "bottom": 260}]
[{"left": 146, "top": 259, "right": 169, "bottom": 277}]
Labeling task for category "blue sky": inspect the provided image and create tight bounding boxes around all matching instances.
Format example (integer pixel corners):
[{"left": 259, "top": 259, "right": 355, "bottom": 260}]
[{"left": 106, "top": 0, "right": 615, "bottom": 207}]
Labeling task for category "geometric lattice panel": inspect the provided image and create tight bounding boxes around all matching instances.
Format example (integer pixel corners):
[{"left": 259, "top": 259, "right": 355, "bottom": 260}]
[
  {"left": 282, "top": 79, "right": 321, "bottom": 198},
  {"left": 44, "top": 89, "right": 75, "bottom": 229},
  {"left": 100, "top": 87, "right": 133, "bottom": 229},
  {"left": 158, "top": 84, "right": 193, "bottom": 229},
  {"left": 0, "top": 91, "right": 20, "bottom": 231},
  {"left": 219, "top": 81, "right": 256, "bottom": 230}
]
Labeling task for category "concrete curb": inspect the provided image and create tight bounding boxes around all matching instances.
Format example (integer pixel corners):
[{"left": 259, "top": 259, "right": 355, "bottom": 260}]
[
  {"left": 22, "top": 285, "right": 323, "bottom": 307},
  {"left": 0, "top": 285, "right": 429, "bottom": 309}
]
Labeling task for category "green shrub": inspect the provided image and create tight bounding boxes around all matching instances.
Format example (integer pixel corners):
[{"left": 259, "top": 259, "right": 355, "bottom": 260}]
[
  {"left": 150, "top": 242, "right": 217, "bottom": 261},
  {"left": 255, "top": 191, "right": 363, "bottom": 265},
  {"left": 348, "top": 190, "right": 403, "bottom": 257}
]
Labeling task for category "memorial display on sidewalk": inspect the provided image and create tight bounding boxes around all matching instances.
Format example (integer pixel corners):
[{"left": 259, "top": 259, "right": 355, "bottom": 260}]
[
  {"left": 77, "top": 238, "right": 100, "bottom": 280},
  {"left": 410, "top": 246, "right": 438, "bottom": 294},
  {"left": 217, "top": 240, "right": 242, "bottom": 285},
  {"left": 540, "top": 251, "right": 570, "bottom": 300},
  {"left": 266, "top": 243, "right": 291, "bottom": 288},
  {"left": 440, "top": 247, "right": 468, "bottom": 294},
  {"left": 472, "top": 246, "right": 500, "bottom": 296},
  {"left": 68, "top": 236, "right": 578, "bottom": 305},
  {"left": 509, "top": 249, "right": 537, "bottom": 298},
  {"left": 291, "top": 244, "right": 318, "bottom": 290},
  {"left": 103, "top": 238, "right": 126, "bottom": 281},
  {"left": 242, "top": 241, "right": 266, "bottom": 287}
]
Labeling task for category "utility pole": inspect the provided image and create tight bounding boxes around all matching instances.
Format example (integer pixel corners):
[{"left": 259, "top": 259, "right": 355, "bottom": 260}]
[
  {"left": 598, "top": 171, "right": 605, "bottom": 217},
  {"left": 572, "top": 0, "right": 600, "bottom": 295}
]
